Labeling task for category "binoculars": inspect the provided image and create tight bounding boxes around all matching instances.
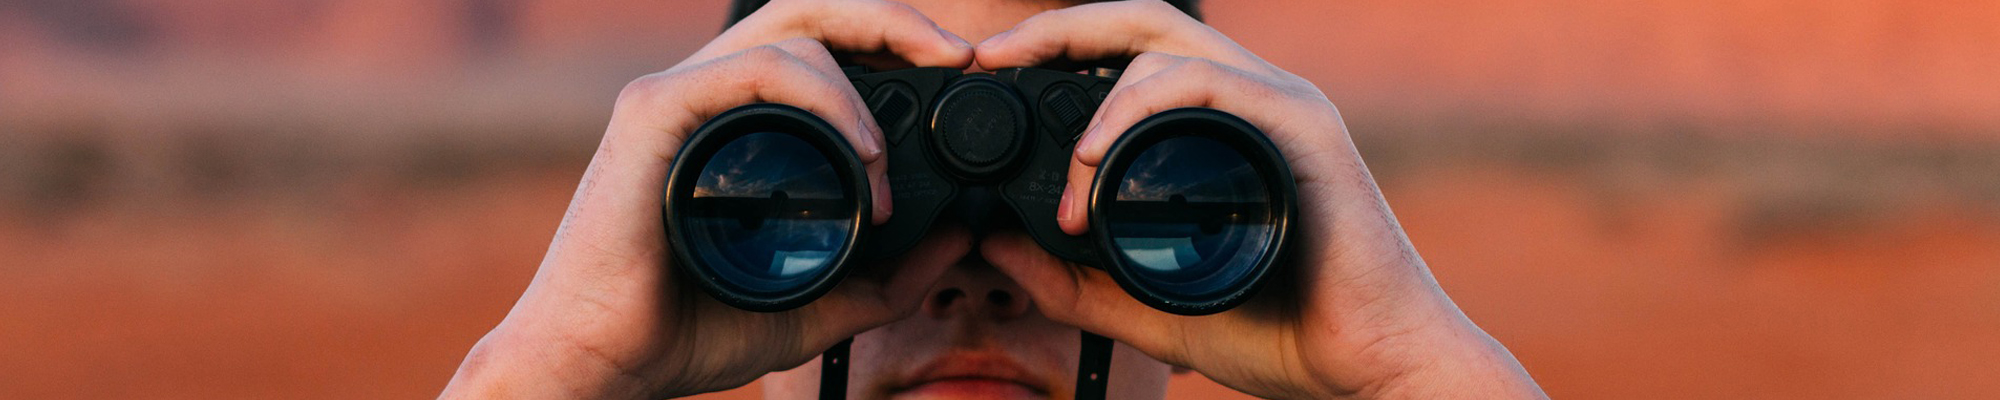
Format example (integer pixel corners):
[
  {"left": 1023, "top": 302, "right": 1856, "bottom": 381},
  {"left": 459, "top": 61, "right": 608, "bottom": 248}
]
[{"left": 663, "top": 66, "right": 1297, "bottom": 315}]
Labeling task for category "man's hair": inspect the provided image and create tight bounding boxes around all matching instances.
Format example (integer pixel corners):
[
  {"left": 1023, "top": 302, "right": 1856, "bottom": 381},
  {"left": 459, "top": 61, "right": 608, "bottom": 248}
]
[{"left": 725, "top": 0, "right": 1202, "bottom": 28}]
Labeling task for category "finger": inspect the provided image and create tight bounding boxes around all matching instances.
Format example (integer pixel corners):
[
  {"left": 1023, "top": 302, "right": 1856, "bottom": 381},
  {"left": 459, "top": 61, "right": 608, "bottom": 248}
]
[
  {"left": 695, "top": 46, "right": 896, "bottom": 223},
  {"left": 796, "top": 0, "right": 973, "bottom": 68},
  {"left": 1075, "top": 51, "right": 1189, "bottom": 159},
  {"left": 979, "top": 231, "right": 1182, "bottom": 354},
  {"left": 760, "top": 39, "right": 885, "bottom": 154},
  {"left": 695, "top": 0, "right": 973, "bottom": 69},
  {"left": 764, "top": 37, "right": 846, "bottom": 77},
  {"left": 1048, "top": 57, "right": 1228, "bottom": 232},
  {"left": 1073, "top": 58, "right": 1281, "bottom": 167},
  {"left": 692, "top": 46, "right": 883, "bottom": 163},
  {"left": 1053, "top": 52, "right": 1196, "bottom": 235},
  {"left": 805, "top": 224, "right": 973, "bottom": 346},
  {"left": 582, "top": 46, "right": 885, "bottom": 250},
  {"left": 765, "top": 37, "right": 897, "bottom": 224},
  {"left": 974, "top": 0, "right": 1254, "bottom": 71},
  {"left": 1056, "top": 58, "right": 1294, "bottom": 233},
  {"left": 1054, "top": 156, "right": 1093, "bottom": 235}
]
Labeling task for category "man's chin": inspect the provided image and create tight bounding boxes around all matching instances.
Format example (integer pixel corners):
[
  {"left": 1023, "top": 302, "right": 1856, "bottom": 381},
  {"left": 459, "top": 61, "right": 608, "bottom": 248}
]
[{"left": 891, "top": 378, "right": 1048, "bottom": 400}]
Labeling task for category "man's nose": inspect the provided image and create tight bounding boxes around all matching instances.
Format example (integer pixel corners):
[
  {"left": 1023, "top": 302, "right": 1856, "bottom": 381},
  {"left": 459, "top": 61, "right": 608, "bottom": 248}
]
[{"left": 921, "top": 262, "right": 1032, "bottom": 321}]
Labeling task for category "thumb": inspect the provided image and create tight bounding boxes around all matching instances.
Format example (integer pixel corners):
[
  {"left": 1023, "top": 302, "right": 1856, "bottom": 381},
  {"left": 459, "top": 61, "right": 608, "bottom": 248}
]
[
  {"left": 806, "top": 225, "right": 974, "bottom": 344},
  {"left": 979, "top": 231, "right": 1180, "bottom": 353}
]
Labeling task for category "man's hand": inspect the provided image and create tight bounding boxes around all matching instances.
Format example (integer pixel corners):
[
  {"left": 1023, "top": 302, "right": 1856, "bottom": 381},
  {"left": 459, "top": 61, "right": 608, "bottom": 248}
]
[
  {"left": 437, "top": 0, "right": 975, "bottom": 398},
  {"left": 974, "top": 1, "right": 1547, "bottom": 399}
]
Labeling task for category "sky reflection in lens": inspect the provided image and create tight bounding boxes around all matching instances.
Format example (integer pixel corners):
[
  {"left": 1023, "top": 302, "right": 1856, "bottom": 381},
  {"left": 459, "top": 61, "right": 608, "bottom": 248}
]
[
  {"left": 1107, "top": 136, "right": 1273, "bottom": 299},
  {"left": 682, "top": 132, "right": 853, "bottom": 294}
]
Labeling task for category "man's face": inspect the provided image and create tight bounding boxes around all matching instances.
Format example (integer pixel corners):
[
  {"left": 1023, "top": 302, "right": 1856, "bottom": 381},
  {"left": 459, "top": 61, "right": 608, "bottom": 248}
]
[{"left": 761, "top": 1, "right": 1175, "bottom": 399}]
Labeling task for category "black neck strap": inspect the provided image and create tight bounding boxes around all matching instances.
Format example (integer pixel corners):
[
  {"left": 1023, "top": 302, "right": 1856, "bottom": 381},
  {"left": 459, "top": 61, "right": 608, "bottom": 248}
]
[
  {"left": 819, "top": 338, "right": 852, "bottom": 400},
  {"left": 1074, "top": 331, "right": 1114, "bottom": 400},
  {"left": 816, "top": 332, "right": 1113, "bottom": 400}
]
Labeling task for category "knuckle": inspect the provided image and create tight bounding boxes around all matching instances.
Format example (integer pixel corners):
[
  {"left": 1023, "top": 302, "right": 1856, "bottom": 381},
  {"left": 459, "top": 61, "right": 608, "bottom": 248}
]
[
  {"left": 772, "top": 37, "right": 834, "bottom": 61},
  {"left": 1129, "top": 52, "right": 1183, "bottom": 71},
  {"left": 1138, "top": 0, "right": 1193, "bottom": 21},
  {"left": 614, "top": 72, "right": 677, "bottom": 109},
  {"left": 1108, "top": 81, "right": 1157, "bottom": 110},
  {"left": 1276, "top": 79, "right": 1326, "bottom": 102},
  {"left": 738, "top": 44, "right": 800, "bottom": 65},
  {"left": 1179, "top": 57, "right": 1228, "bottom": 76},
  {"left": 1129, "top": 52, "right": 1167, "bottom": 68}
]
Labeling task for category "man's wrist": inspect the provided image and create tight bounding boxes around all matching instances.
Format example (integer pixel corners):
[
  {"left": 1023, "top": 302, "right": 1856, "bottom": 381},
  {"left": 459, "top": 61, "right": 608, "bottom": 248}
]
[
  {"left": 440, "top": 322, "right": 656, "bottom": 400},
  {"left": 1340, "top": 310, "right": 1545, "bottom": 399}
]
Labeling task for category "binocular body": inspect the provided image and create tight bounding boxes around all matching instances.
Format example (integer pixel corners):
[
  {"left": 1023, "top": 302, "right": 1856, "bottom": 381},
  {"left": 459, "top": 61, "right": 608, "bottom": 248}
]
[{"left": 664, "top": 66, "right": 1296, "bottom": 315}]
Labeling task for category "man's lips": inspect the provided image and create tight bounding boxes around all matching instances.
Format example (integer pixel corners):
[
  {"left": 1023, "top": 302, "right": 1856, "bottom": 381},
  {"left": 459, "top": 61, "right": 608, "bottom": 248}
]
[{"left": 894, "top": 350, "right": 1049, "bottom": 399}]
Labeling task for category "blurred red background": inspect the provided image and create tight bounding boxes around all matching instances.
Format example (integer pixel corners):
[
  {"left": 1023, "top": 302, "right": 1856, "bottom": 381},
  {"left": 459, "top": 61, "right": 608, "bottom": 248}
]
[{"left": 2, "top": 0, "right": 1997, "bottom": 398}]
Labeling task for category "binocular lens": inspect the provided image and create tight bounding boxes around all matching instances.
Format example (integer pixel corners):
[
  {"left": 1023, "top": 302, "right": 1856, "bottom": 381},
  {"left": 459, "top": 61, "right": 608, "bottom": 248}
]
[
  {"left": 679, "top": 131, "right": 857, "bottom": 296},
  {"left": 1102, "top": 136, "right": 1275, "bottom": 300}
]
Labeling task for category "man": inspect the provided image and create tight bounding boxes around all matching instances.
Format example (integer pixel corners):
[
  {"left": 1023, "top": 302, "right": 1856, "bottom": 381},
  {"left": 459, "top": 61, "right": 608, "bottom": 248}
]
[{"left": 439, "top": 0, "right": 1546, "bottom": 398}]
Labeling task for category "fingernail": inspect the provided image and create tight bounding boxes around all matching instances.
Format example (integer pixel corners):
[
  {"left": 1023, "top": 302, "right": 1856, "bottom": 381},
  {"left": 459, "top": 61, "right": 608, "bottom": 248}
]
[
  {"left": 858, "top": 114, "right": 886, "bottom": 159},
  {"left": 1073, "top": 126, "right": 1097, "bottom": 158},
  {"left": 872, "top": 173, "right": 894, "bottom": 224},
  {"left": 871, "top": 127, "right": 888, "bottom": 158},
  {"left": 1057, "top": 186, "right": 1078, "bottom": 224}
]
